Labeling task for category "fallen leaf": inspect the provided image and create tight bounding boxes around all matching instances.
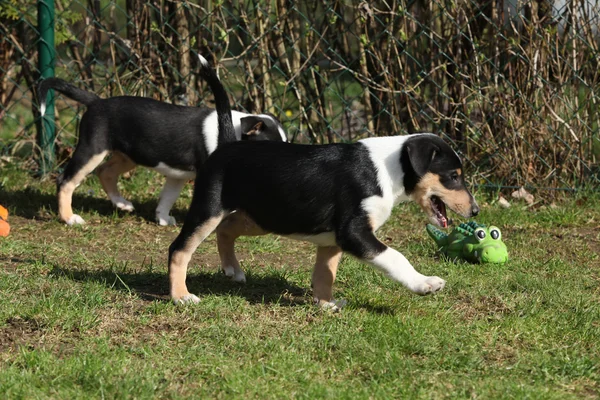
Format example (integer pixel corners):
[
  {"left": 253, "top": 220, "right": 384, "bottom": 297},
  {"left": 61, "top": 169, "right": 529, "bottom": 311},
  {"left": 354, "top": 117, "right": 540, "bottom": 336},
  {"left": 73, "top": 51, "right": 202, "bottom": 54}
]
[
  {"left": 511, "top": 187, "right": 534, "bottom": 205},
  {"left": 498, "top": 196, "right": 511, "bottom": 208}
]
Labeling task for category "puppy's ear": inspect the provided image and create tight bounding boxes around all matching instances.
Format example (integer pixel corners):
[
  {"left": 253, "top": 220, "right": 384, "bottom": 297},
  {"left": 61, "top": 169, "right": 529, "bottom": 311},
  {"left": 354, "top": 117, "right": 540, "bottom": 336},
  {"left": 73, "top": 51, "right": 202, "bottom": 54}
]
[
  {"left": 240, "top": 116, "right": 265, "bottom": 139},
  {"left": 406, "top": 140, "right": 438, "bottom": 176}
]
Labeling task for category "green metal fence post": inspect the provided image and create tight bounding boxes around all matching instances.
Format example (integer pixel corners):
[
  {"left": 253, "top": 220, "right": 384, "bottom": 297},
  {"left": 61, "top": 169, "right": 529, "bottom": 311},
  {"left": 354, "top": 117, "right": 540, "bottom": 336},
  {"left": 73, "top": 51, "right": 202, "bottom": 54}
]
[{"left": 37, "top": 0, "right": 56, "bottom": 175}]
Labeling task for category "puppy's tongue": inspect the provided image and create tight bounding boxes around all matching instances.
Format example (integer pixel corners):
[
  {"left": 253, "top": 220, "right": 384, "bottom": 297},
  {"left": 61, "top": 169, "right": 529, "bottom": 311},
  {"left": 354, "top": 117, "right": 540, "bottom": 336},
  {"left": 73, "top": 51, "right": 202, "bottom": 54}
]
[{"left": 432, "top": 196, "right": 448, "bottom": 228}]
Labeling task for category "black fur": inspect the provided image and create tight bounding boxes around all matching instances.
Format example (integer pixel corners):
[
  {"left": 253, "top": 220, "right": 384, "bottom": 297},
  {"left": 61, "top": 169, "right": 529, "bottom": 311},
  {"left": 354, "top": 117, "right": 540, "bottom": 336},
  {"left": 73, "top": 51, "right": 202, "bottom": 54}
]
[
  {"left": 198, "top": 59, "right": 236, "bottom": 146},
  {"left": 211, "top": 141, "right": 382, "bottom": 235},
  {"left": 170, "top": 142, "right": 393, "bottom": 263},
  {"left": 38, "top": 78, "right": 100, "bottom": 107},
  {"left": 72, "top": 98, "right": 215, "bottom": 169},
  {"left": 400, "top": 134, "right": 461, "bottom": 193}
]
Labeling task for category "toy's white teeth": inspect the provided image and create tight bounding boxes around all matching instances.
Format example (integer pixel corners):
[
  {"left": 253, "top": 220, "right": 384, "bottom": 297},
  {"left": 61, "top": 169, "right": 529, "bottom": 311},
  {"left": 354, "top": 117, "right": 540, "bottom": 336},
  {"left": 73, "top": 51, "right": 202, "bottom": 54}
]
[{"left": 474, "top": 250, "right": 478, "bottom": 259}]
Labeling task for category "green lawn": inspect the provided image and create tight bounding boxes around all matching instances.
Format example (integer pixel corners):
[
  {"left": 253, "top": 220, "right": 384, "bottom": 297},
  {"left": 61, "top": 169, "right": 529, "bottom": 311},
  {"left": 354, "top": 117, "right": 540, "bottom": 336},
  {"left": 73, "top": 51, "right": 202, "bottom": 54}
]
[{"left": 0, "top": 163, "right": 599, "bottom": 399}]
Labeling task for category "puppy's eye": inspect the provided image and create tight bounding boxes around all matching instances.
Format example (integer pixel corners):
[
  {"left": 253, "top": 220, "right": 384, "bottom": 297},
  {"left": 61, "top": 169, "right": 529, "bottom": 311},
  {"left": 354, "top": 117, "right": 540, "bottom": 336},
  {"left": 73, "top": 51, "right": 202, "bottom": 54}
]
[{"left": 450, "top": 173, "right": 459, "bottom": 181}]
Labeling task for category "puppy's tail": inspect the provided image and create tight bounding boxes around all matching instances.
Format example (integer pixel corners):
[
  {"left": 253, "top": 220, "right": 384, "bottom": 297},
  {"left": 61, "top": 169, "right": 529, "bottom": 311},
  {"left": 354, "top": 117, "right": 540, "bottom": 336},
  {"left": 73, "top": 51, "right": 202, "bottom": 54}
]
[
  {"left": 38, "top": 78, "right": 100, "bottom": 116},
  {"left": 197, "top": 54, "right": 236, "bottom": 146}
]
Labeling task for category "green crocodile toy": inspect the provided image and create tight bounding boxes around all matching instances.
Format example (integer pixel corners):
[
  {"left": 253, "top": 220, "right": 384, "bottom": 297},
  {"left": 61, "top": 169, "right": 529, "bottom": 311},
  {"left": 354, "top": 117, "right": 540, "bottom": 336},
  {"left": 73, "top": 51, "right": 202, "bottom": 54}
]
[{"left": 426, "top": 221, "right": 508, "bottom": 263}]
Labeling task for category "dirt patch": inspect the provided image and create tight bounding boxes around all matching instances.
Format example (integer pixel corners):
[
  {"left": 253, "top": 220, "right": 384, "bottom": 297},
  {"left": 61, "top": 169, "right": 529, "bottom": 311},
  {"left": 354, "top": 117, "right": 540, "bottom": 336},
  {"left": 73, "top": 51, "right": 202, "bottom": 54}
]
[
  {"left": 541, "top": 226, "right": 600, "bottom": 265},
  {"left": 573, "top": 226, "right": 600, "bottom": 259},
  {"left": 0, "top": 316, "right": 54, "bottom": 353},
  {"left": 452, "top": 291, "right": 514, "bottom": 322}
]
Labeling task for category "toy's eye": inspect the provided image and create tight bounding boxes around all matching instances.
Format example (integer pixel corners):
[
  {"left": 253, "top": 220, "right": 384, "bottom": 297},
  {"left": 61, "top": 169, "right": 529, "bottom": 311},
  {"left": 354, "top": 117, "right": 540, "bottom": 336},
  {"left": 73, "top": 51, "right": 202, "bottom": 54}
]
[
  {"left": 475, "top": 228, "right": 486, "bottom": 241},
  {"left": 489, "top": 226, "right": 501, "bottom": 240}
]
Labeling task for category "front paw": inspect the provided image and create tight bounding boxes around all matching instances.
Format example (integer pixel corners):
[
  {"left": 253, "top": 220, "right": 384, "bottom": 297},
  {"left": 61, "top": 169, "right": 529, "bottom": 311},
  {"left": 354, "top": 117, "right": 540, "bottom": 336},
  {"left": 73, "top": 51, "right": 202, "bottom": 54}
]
[{"left": 412, "top": 276, "right": 446, "bottom": 295}]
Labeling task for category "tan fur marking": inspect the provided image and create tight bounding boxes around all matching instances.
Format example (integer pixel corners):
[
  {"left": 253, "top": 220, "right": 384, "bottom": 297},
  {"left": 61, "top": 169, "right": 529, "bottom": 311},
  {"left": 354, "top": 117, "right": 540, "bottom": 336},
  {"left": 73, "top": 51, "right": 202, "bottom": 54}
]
[
  {"left": 96, "top": 151, "right": 137, "bottom": 199},
  {"left": 368, "top": 217, "right": 376, "bottom": 232},
  {"left": 246, "top": 121, "right": 264, "bottom": 136},
  {"left": 58, "top": 151, "right": 109, "bottom": 222},
  {"left": 413, "top": 172, "right": 473, "bottom": 218},
  {"left": 312, "top": 246, "right": 342, "bottom": 305},
  {"left": 169, "top": 214, "right": 225, "bottom": 301},
  {"left": 216, "top": 212, "right": 268, "bottom": 277}
]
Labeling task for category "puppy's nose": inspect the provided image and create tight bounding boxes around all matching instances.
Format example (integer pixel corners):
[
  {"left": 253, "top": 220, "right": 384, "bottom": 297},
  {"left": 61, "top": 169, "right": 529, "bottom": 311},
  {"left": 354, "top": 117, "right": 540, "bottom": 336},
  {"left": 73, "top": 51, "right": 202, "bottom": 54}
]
[{"left": 471, "top": 204, "right": 480, "bottom": 217}]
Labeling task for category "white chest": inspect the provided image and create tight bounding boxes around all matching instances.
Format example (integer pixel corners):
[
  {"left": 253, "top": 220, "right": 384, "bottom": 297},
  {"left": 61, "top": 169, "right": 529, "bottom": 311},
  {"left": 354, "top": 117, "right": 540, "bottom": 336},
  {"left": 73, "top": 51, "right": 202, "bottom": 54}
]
[{"left": 361, "top": 195, "right": 394, "bottom": 232}]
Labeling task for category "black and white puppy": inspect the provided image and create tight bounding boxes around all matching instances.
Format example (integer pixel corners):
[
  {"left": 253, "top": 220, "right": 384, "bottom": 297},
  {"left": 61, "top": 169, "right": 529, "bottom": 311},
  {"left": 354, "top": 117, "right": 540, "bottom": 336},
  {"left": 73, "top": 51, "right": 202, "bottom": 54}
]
[
  {"left": 168, "top": 80, "right": 480, "bottom": 307},
  {"left": 37, "top": 62, "right": 287, "bottom": 226}
]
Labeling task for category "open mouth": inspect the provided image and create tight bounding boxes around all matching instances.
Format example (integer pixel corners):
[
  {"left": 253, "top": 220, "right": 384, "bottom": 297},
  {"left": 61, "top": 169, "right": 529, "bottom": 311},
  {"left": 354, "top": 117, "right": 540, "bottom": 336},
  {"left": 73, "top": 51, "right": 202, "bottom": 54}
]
[{"left": 430, "top": 195, "right": 448, "bottom": 228}]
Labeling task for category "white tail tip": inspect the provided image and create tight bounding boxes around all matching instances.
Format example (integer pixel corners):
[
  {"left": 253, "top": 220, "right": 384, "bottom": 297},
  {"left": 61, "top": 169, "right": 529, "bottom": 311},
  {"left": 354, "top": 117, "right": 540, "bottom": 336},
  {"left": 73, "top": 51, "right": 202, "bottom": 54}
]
[
  {"left": 198, "top": 54, "right": 209, "bottom": 67},
  {"left": 40, "top": 103, "right": 46, "bottom": 116}
]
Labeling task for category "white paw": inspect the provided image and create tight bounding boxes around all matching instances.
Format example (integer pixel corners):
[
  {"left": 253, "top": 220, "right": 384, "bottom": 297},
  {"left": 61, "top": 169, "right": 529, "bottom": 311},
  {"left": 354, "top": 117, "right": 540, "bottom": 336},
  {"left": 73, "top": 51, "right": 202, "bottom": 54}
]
[
  {"left": 231, "top": 272, "right": 246, "bottom": 283},
  {"left": 66, "top": 214, "right": 85, "bottom": 226},
  {"left": 316, "top": 298, "right": 347, "bottom": 312},
  {"left": 157, "top": 214, "right": 177, "bottom": 226},
  {"left": 114, "top": 199, "right": 134, "bottom": 212},
  {"left": 172, "top": 294, "right": 201, "bottom": 305},
  {"left": 412, "top": 276, "right": 446, "bottom": 295},
  {"left": 223, "top": 266, "right": 246, "bottom": 283}
]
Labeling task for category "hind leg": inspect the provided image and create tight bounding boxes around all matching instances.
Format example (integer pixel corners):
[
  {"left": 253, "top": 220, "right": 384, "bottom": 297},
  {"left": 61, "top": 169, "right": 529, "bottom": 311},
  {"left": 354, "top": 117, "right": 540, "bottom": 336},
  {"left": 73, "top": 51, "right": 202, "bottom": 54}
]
[
  {"left": 155, "top": 177, "right": 187, "bottom": 226},
  {"left": 216, "top": 211, "right": 267, "bottom": 283},
  {"left": 312, "top": 246, "right": 344, "bottom": 310},
  {"left": 96, "top": 151, "right": 137, "bottom": 212},
  {"left": 58, "top": 149, "right": 109, "bottom": 225},
  {"left": 168, "top": 172, "right": 229, "bottom": 304},
  {"left": 169, "top": 212, "right": 226, "bottom": 304}
]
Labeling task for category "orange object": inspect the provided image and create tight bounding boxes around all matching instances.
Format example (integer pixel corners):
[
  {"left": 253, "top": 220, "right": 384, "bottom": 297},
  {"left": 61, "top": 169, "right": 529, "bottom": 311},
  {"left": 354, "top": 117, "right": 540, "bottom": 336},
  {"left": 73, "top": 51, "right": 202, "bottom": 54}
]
[
  {"left": 0, "top": 219, "right": 9, "bottom": 237},
  {"left": 0, "top": 205, "right": 7, "bottom": 221}
]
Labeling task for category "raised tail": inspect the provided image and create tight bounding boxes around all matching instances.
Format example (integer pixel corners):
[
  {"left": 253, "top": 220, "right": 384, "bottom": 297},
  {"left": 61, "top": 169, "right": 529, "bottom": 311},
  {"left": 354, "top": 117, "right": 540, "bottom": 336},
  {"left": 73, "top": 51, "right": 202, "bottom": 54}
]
[
  {"left": 426, "top": 223, "right": 448, "bottom": 246},
  {"left": 38, "top": 78, "right": 100, "bottom": 116},
  {"left": 197, "top": 54, "right": 236, "bottom": 146}
]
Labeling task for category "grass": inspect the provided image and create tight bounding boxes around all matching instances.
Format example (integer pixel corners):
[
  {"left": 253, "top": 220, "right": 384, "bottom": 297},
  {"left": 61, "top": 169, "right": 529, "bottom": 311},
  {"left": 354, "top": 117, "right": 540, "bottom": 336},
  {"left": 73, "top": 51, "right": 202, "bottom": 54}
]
[{"left": 0, "top": 162, "right": 599, "bottom": 399}]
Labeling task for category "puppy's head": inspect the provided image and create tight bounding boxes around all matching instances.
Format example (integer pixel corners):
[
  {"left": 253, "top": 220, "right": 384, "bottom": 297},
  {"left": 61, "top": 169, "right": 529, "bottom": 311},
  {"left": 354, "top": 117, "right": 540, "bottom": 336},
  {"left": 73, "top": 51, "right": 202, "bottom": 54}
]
[
  {"left": 400, "top": 134, "right": 479, "bottom": 227},
  {"left": 240, "top": 114, "right": 287, "bottom": 142}
]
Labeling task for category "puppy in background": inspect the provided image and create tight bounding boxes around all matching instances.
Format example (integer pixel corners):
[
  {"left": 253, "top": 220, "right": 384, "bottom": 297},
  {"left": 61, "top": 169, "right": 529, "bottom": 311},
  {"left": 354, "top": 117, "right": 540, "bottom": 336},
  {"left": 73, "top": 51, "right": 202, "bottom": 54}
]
[{"left": 37, "top": 57, "right": 287, "bottom": 226}]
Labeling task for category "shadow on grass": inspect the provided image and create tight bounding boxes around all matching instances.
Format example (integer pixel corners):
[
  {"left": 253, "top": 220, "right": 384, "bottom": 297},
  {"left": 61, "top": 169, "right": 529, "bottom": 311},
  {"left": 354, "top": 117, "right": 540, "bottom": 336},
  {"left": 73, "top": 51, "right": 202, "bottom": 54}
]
[
  {"left": 49, "top": 265, "right": 309, "bottom": 306},
  {"left": 49, "top": 265, "right": 399, "bottom": 313},
  {"left": 0, "top": 186, "right": 188, "bottom": 223}
]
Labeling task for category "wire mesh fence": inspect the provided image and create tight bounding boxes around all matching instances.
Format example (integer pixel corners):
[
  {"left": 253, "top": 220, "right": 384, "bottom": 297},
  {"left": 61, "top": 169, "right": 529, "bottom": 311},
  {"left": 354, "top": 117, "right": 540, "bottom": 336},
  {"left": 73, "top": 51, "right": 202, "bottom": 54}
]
[{"left": 1, "top": 0, "right": 600, "bottom": 190}]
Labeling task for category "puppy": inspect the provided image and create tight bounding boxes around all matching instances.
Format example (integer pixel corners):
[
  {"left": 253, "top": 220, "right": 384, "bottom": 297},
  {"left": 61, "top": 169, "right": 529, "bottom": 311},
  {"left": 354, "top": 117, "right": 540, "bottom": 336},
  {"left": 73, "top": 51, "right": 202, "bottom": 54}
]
[
  {"left": 37, "top": 60, "right": 287, "bottom": 226},
  {"left": 167, "top": 82, "right": 480, "bottom": 308}
]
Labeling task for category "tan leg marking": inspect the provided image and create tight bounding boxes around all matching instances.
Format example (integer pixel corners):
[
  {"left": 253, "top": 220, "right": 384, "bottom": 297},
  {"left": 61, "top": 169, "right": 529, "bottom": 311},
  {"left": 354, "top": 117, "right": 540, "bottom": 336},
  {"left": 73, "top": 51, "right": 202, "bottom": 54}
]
[
  {"left": 216, "top": 212, "right": 267, "bottom": 282},
  {"left": 312, "top": 246, "right": 342, "bottom": 306},
  {"left": 170, "top": 214, "right": 225, "bottom": 303},
  {"left": 58, "top": 151, "right": 109, "bottom": 224},
  {"left": 96, "top": 151, "right": 137, "bottom": 210}
]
